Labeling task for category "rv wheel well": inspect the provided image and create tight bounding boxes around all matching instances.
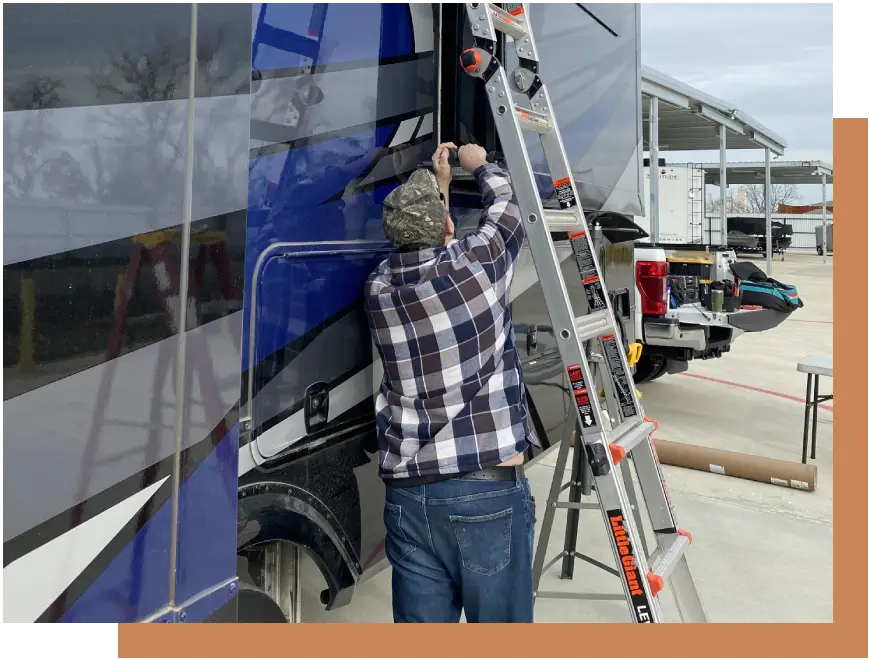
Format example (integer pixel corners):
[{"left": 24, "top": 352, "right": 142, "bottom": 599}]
[{"left": 237, "top": 483, "right": 358, "bottom": 610}]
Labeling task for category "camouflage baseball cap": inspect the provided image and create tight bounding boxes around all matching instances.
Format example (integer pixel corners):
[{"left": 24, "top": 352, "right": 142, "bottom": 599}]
[{"left": 382, "top": 168, "right": 447, "bottom": 248}]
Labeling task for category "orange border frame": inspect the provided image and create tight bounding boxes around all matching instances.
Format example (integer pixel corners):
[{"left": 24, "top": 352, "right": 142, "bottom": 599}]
[{"left": 119, "top": 119, "right": 867, "bottom": 658}]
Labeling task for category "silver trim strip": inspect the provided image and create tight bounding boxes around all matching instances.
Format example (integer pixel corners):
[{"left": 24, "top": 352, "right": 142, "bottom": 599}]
[{"left": 168, "top": 2, "right": 199, "bottom": 606}]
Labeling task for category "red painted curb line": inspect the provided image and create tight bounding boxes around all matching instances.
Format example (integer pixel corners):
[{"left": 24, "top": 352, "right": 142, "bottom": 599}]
[{"left": 679, "top": 372, "right": 834, "bottom": 412}]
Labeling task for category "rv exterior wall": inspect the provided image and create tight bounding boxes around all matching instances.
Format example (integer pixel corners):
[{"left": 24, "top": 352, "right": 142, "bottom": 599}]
[{"left": 523, "top": 3, "right": 644, "bottom": 216}]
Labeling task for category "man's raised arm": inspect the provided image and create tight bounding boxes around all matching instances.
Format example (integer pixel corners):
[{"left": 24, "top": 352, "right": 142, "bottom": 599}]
[{"left": 457, "top": 145, "right": 525, "bottom": 287}]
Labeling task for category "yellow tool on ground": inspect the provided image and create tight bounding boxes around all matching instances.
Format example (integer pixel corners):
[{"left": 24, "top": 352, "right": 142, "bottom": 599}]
[
  {"left": 626, "top": 342, "right": 643, "bottom": 367},
  {"left": 627, "top": 343, "right": 643, "bottom": 399}
]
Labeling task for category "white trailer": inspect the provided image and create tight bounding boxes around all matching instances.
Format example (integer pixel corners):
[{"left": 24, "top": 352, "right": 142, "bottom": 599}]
[{"left": 634, "top": 163, "right": 705, "bottom": 244}]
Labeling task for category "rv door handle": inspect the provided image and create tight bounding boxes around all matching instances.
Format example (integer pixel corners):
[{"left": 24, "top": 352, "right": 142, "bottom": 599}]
[
  {"left": 527, "top": 324, "right": 538, "bottom": 354},
  {"left": 304, "top": 382, "right": 330, "bottom": 434}
]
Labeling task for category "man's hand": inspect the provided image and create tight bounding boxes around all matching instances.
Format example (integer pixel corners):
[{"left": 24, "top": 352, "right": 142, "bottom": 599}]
[
  {"left": 458, "top": 144, "right": 488, "bottom": 173},
  {"left": 432, "top": 142, "right": 457, "bottom": 189}
]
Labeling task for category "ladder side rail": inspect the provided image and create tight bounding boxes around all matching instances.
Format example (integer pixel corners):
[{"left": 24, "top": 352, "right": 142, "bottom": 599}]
[
  {"left": 459, "top": 2, "right": 705, "bottom": 623},
  {"left": 456, "top": 25, "right": 664, "bottom": 628}
]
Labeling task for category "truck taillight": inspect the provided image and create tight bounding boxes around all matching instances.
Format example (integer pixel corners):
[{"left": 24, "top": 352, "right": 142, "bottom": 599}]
[{"left": 636, "top": 260, "right": 668, "bottom": 315}]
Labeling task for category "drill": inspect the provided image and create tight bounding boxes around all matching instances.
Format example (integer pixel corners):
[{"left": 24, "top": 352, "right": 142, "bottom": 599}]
[
  {"left": 421, "top": 146, "right": 504, "bottom": 169},
  {"left": 445, "top": 147, "right": 503, "bottom": 168}
]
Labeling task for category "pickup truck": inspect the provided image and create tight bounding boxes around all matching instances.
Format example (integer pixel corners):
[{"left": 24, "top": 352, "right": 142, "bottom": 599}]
[
  {"left": 562, "top": 214, "right": 774, "bottom": 386},
  {"left": 629, "top": 243, "right": 786, "bottom": 382}
]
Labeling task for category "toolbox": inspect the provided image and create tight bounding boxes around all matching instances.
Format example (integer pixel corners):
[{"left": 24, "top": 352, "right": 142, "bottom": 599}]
[{"left": 666, "top": 254, "right": 713, "bottom": 282}]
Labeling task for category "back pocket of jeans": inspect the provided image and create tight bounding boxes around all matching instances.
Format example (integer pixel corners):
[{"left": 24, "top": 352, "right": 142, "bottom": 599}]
[
  {"left": 384, "top": 501, "right": 416, "bottom": 562},
  {"left": 450, "top": 507, "right": 512, "bottom": 576}
]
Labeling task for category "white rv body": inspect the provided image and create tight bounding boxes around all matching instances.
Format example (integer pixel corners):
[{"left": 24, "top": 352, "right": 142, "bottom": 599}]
[{"left": 634, "top": 164, "right": 705, "bottom": 244}]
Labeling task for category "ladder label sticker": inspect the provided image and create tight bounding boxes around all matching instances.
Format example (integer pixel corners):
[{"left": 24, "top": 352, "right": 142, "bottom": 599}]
[
  {"left": 710, "top": 464, "right": 726, "bottom": 475},
  {"left": 567, "top": 363, "right": 596, "bottom": 429},
  {"left": 553, "top": 177, "right": 576, "bottom": 209},
  {"left": 569, "top": 233, "right": 607, "bottom": 312},
  {"left": 505, "top": 4, "right": 525, "bottom": 16},
  {"left": 602, "top": 335, "right": 639, "bottom": 418},
  {"left": 790, "top": 479, "right": 810, "bottom": 491},
  {"left": 607, "top": 509, "right": 654, "bottom": 623}
]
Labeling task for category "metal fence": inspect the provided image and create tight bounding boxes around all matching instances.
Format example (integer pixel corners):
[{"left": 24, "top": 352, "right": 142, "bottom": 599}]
[{"left": 703, "top": 212, "right": 832, "bottom": 253}]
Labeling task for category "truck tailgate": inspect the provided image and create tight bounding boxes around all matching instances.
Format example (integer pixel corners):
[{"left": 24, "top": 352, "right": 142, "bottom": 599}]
[{"left": 671, "top": 304, "right": 789, "bottom": 333}]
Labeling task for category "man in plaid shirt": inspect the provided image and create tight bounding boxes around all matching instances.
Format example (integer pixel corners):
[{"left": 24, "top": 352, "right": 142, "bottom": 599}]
[{"left": 365, "top": 143, "right": 539, "bottom": 623}]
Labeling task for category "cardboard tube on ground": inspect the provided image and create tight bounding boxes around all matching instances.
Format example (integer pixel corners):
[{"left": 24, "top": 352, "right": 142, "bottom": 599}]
[{"left": 651, "top": 438, "right": 818, "bottom": 492}]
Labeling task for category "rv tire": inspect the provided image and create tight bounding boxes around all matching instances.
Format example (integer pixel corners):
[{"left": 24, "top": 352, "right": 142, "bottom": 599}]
[{"left": 238, "top": 582, "right": 288, "bottom": 623}]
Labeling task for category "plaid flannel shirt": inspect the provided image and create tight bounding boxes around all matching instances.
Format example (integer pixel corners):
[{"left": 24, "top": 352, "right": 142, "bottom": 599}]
[{"left": 364, "top": 163, "right": 540, "bottom": 482}]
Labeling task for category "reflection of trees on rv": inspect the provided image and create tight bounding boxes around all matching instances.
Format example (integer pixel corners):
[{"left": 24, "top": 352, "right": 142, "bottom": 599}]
[
  {"left": 5, "top": 29, "right": 246, "bottom": 208},
  {"left": 93, "top": 26, "right": 249, "bottom": 100},
  {"left": 4, "top": 76, "right": 64, "bottom": 110},
  {"left": 3, "top": 77, "right": 92, "bottom": 202},
  {"left": 3, "top": 32, "right": 246, "bottom": 381}
]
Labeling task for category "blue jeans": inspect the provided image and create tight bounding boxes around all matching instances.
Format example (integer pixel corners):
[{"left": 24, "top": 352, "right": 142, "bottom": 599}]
[{"left": 383, "top": 475, "right": 536, "bottom": 623}]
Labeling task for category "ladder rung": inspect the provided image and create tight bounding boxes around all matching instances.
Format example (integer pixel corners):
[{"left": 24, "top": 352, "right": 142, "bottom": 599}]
[
  {"left": 647, "top": 531, "right": 693, "bottom": 596},
  {"left": 544, "top": 209, "right": 582, "bottom": 231},
  {"left": 574, "top": 310, "right": 613, "bottom": 342},
  {"left": 538, "top": 550, "right": 617, "bottom": 578},
  {"left": 256, "top": 23, "right": 321, "bottom": 60},
  {"left": 535, "top": 591, "right": 626, "bottom": 601},
  {"left": 569, "top": 551, "right": 621, "bottom": 577},
  {"left": 608, "top": 420, "right": 656, "bottom": 464},
  {"left": 559, "top": 480, "right": 594, "bottom": 493},
  {"left": 560, "top": 483, "right": 595, "bottom": 496},
  {"left": 89, "top": 445, "right": 159, "bottom": 462},
  {"left": 485, "top": 3, "right": 530, "bottom": 40},
  {"left": 105, "top": 419, "right": 176, "bottom": 431},
  {"left": 553, "top": 501, "right": 599, "bottom": 511},
  {"left": 515, "top": 106, "right": 551, "bottom": 134}
]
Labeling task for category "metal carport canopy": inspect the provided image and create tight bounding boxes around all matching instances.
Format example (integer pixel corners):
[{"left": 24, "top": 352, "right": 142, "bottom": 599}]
[
  {"left": 686, "top": 161, "right": 834, "bottom": 186},
  {"left": 641, "top": 66, "right": 788, "bottom": 155},
  {"left": 692, "top": 160, "right": 833, "bottom": 267}
]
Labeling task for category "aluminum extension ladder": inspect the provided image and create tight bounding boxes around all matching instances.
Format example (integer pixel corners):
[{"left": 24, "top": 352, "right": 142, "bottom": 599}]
[{"left": 457, "top": 2, "right": 706, "bottom": 623}]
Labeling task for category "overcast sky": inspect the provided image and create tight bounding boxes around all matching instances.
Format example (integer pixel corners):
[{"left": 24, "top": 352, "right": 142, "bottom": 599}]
[{"left": 640, "top": 3, "right": 833, "bottom": 202}]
